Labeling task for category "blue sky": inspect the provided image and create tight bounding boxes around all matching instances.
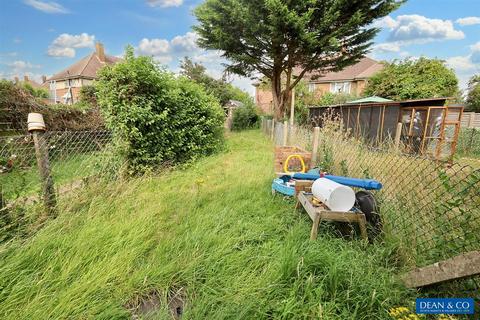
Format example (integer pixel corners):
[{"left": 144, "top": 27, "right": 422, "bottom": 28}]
[{"left": 1, "top": 0, "right": 480, "bottom": 95}]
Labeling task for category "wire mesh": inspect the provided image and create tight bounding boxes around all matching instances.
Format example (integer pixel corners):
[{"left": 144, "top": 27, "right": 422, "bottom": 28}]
[
  {"left": 262, "top": 118, "right": 480, "bottom": 276},
  {"left": 0, "top": 131, "right": 113, "bottom": 203},
  {"left": 0, "top": 131, "right": 117, "bottom": 241}
]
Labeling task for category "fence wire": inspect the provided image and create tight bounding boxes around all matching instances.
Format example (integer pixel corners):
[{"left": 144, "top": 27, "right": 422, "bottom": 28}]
[
  {"left": 457, "top": 128, "right": 480, "bottom": 159},
  {"left": 263, "top": 118, "right": 480, "bottom": 291},
  {"left": 0, "top": 131, "right": 115, "bottom": 241}
]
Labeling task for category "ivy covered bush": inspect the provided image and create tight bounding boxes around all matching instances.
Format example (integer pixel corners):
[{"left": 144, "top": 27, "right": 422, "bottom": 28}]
[{"left": 95, "top": 47, "right": 225, "bottom": 173}]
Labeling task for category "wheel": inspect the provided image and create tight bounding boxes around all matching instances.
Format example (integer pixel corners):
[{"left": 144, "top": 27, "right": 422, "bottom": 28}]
[{"left": 355, "top": 191, "right": 381, "bottom": 230}]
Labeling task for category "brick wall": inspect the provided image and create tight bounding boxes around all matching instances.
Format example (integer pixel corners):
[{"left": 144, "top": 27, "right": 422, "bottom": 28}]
[{"left": 255, "top": 86, "right": 273, "bottom": 114}]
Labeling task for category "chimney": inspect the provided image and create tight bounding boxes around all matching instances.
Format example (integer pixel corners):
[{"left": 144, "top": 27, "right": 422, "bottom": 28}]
[
  {"left": 24, "top": 75, "right": 29, "bottom": 82},
  {"left": 14, "top": 76, "right": 19, "bottom": 83},
  {"left": 95, "top": 42, "right": 105, "bottom": 62},
  {"left": 42, "top": 75, "right": 47, "bottom": 83}
]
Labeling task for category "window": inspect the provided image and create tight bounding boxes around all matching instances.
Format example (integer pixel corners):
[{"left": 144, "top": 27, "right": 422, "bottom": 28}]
[
  {"left": 308, "top": 83, "right": 316, "bottom": 93},
  {"left": 330, "top": 81, "right": 351, "bottom": 94}
]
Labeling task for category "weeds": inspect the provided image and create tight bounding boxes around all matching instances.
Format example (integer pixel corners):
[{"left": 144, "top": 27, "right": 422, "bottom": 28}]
[{"left": 0, "top": 131, "right": 415, "bottom": 319}]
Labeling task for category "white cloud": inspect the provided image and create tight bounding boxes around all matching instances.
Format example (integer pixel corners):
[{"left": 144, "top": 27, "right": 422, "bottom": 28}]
[
  {"left": 171, "top": 32, "right": 199, "bottom": 52},
  {"left": 47, "top": 47, "right": 75, "bottom": 58},
  {"left": 373, "top": 15, "right": 466, "bottom": 61},
  {"left": 386, "top": 15, "right": 464, "bottom": 44},
  {"left": 373, "top": 16, "right": 398, "bottom": 29},
  {"left": 47, "top": 33, "right": 95, "bottom": 57},
  {"left": 135, "top": 32, "right": 254, "bottom": 95},
  {"left": 373, "top": 43, "right": 401, "bottom": 53},
  {"left": 137, "top": 38, "right": 170, "bottom": 56},
  {"left": 446, "top": 56, "right": 476, "bottom": 72},
  {"left": 23, "top": 0, "right": 69, "bottom": 14},
  {"left": 8, "top": 60, "right": 38, "bottom": 70},
  {"left": 456, "top": 16, "right": 480, "bottom": 26},
  {"left": 1, "top": 60, "right": 43, "bottom": 83},
  {"left": 446, "top": 42, "right": 480, "bottom": 89},
  {"left": 146, "top": 0, "right": 183, "bottom": 8}
]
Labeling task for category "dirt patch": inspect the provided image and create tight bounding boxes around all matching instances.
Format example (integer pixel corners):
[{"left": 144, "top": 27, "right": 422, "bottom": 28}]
[{"left": 126, "top": 287, "right": 186, "bottom": 319}]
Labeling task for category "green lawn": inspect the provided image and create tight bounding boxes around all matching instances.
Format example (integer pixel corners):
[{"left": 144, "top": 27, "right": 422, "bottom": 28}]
[{"left": 0, "top": 130, "right": 415, "bottom": 319}]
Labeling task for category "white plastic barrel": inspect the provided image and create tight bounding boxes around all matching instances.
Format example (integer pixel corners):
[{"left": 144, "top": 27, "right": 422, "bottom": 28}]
[{"left": 312, "top": 178, "right": 355, "bottom": 212}]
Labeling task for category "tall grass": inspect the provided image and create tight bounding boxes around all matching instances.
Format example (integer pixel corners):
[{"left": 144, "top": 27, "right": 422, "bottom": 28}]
[
  {"left": 0, "top": 131, "right": 413, "bottom": 319},
  {"left": 287, "top": 120, "right": 480, "bottom": 268}
]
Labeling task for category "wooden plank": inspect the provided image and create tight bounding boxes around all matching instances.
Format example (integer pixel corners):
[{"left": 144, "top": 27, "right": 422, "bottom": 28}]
[
  {"left": 297, "top": 191, "right": 368, "bottom": 241},
  {"left": 311, "top": 127, "right": 320, "bottom": 165},
  {"left": 401, "top": 251, "right": 480, "bottom": 288},
  {"left": 319, "top": 211, "right": 362, "bottom": 223},
  {"left": 310, "top": 212, "right": 321, "bottom": 240},
  {"left": 298, "top": 192, "right": 318, "bottom": 222},
  {"left": 357, "top": 214, "right": 368, "bottom": 240}
]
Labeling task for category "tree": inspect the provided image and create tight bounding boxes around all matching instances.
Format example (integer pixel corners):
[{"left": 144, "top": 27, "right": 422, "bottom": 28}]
[
  {"left": 180, "top": 57, "right": 252, "bottom": 106},
  {"left": 364, "top": 57, "right": 459, "bottom": 101},
  {"left": 96, "top": 47, "right": 225, "bottom": 173},
  {"left": 194, "top": 0, "right": 403, "bottom": 119},
  {"left": 466, "top": 75, "right": 480, "bottom": 112},
  {"left": 22, "top": 82, "right": 49, "bottom": 99}
]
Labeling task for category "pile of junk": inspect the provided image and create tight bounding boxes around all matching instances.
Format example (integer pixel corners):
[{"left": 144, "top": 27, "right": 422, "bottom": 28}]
[{"left": 272, "top": 146, "right": 383, "bottom": 239}]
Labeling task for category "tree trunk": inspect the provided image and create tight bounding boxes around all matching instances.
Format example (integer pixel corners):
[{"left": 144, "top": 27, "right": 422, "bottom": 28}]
[{"left": 271, "top": 71, "right": 292, "bottom": 121}]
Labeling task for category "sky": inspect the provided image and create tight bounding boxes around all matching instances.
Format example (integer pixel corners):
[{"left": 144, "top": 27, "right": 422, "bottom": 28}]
[{"left": 1, "top": 0, "right": 480, "bottom": 96}]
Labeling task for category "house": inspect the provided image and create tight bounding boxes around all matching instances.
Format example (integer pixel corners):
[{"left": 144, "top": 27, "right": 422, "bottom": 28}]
[
  {"left": 254, "top": 57, "right": 383, "bottom": 114},
  {"left": 46, "top": 42, "right": 120, "bottom": 104},
  {"left": 14, "top": 75, "right": 44, "bottom": 89}
]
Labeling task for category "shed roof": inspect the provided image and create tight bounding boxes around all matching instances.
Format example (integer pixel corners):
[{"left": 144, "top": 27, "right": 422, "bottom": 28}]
[
  {"left": 309, "top": 97, "right": 450, "bottom": 109},
  {"left": 347, "top": 96, "right": 393, "bottom": 104}
]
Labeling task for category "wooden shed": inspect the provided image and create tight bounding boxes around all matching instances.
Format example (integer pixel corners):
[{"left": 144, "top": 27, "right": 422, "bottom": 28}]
[{"left": 309, "top": 97, "right": 464, "bottom": 160}]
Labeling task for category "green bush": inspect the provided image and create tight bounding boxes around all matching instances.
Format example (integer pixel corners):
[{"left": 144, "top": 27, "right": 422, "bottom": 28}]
[
  {"left": 232, "top": 104, "right": 259, "bottom": 130},
  {"left": 364, "top": 57, "right": 459, "bottom": 101},
  {"left": 96, "top": 47, "right": 225, "bottom": 173}
]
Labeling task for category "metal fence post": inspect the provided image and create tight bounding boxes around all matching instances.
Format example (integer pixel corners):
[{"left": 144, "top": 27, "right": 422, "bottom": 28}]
[
  {"left": 28, "top": 113, "right": 56, "bottom": 215},
  {"left": 311, "top": 127, "right": 320, "bottom": 165},
  {"left": 283, "top": 120, "right": 288, "bottom": 146}
]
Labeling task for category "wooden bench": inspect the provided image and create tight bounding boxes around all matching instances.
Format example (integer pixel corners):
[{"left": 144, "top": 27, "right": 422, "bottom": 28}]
[{"left": 295, "top": 181, "right": 368, "bottom": 241}]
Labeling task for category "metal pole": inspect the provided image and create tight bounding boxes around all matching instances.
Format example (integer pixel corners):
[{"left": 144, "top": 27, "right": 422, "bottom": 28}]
[{"left": 28, "top": 113, "right": 56, "bottom": 215}]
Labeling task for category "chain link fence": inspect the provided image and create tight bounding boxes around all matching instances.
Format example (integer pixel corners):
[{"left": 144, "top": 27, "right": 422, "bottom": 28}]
[
  {"left": 457, "top": 128, "right": 480, "bottom": 159},
  {"left": 262, "top": 117, "right": 480, "bottom": 291},
  {"left": 0, "top": 130, "right": 117, "bottom": 241}
]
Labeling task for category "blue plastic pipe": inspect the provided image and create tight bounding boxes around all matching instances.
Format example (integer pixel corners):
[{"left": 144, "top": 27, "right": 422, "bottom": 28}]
[{"left": 291, "top": 173, "right": 383, "bottom": 190}]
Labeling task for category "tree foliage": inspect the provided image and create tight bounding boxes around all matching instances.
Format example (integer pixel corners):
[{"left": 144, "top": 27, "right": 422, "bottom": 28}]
[
  {"left": 96, "top": 48, "right": 225, "bottom": 173},
  {"left": 180, "top": 57, "right": 252, "bottom": 106},
  {"left": 466, "top": 75, "right": 480, "bottom": 112},
  {"left": 364, "top": 58, "right": 459, "bottom": 101},
  {"left": 22, "top": 83, "right": 49, "bottom": 99},
  {"left": 0, "top": 80, "right": 102, "bottom": 132},
  {"left": 194, "top": 0, "right": 403, "bottom": 119},
  {"left": 232, "top": 104, "right": 259, "bottom": 130}
]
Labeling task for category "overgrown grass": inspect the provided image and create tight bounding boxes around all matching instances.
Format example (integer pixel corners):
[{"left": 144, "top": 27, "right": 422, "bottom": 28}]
[
  {"left": 287, "top": 121, "right": 480, "bottom": 268},
  {"left": 0, "top": 131, "right": 415, "bottom": 319},
  {"left": 0, "top": 153, "right": 101, "bottom": 200}
]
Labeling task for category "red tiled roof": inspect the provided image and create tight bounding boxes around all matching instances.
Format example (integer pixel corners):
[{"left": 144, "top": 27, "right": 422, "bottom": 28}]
[
  {"left": 304, "top": 57, "right": 383, "bottom": 83},
  {"left": 47, "top": 52, "right": 121, "bottom": 81}
]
